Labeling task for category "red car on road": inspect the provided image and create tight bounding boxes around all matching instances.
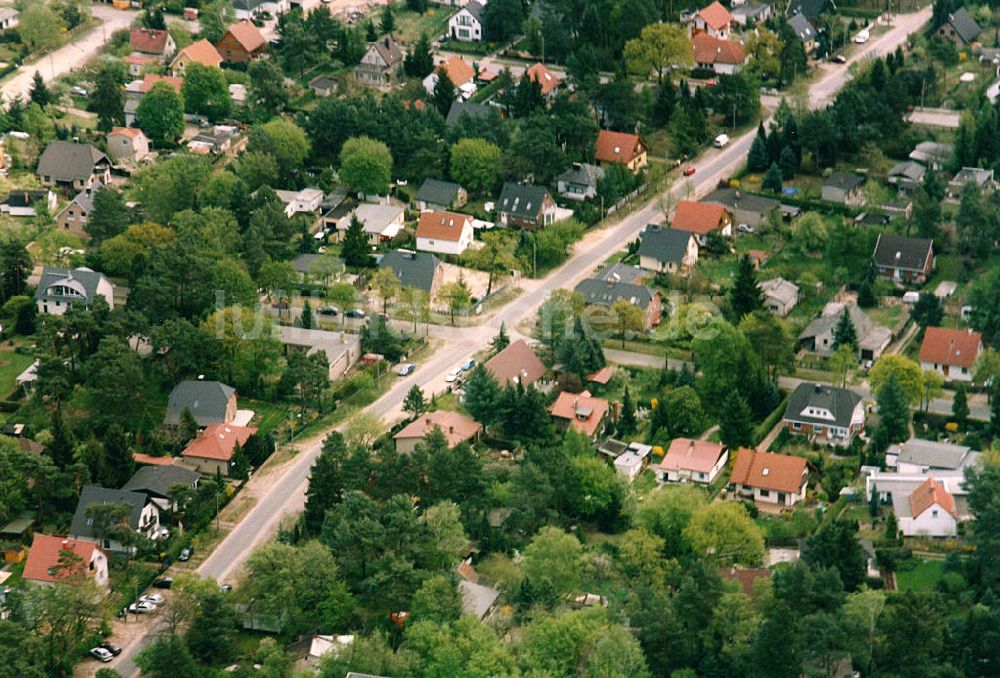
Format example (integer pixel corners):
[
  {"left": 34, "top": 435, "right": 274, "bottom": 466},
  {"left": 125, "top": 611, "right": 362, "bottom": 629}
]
[{"left": 683, "top": 167, "right": 696, "bottom": 176}]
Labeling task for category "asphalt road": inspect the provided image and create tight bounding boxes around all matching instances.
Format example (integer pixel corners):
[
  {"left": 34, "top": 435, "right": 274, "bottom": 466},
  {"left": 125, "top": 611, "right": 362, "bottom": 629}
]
[
  {"left": 108, "top": 8, "right": 933, "bottom": 675},
  {"left": 1, "top": 5, "right": 137, "bottom": 102}
]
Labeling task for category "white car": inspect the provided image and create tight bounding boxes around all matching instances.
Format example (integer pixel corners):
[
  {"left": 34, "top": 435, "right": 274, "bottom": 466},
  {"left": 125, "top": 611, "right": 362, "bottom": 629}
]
[
  {"left": 737, "top": 223, "right": 754, "bottom": 234},
  {"left": 141, "top": 593, "right": 165, "bottom": 606},
  {"left": 89, "top": 647, "right": 114, "bottom": 663},
  {"left": 129, "top": 601, "right": 157, "bottom": 614},
  {"left": 445, "top": 367, "right": 462, "bottom": 383},
  {"left": 854, "top": 30, "right": 869, "bottom": 44},
  {"left": 713, "top": 133, "right": 730, "bottom": 148},
  {"left": 397, "top": 363, "right": 415, "bottom": 376}
]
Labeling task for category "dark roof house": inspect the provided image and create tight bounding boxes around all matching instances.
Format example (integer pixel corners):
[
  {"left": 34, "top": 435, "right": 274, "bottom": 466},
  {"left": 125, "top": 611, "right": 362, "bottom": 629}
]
[
  {"left": 415, "top": 178, "right": 464, "bottom": 208},
  {"left": 69, "top": 486, "right": 153, "bottom": 540},
  {"left": 379, "top": 250, "right": 442, "bottom": 293},
  {"left": 638, "top": 226, "right": 697, "bottom": 265},
  {"left": 165, "top": 380, "right": 236, "bottom": 427},
  {"left": 786, "top": 0, "right": 830, "bottom": 21},
  {"left": 445, "top": 101, "right": 494, "bottom": 126},
  {"left": 122, "top": 465, "right": 200, "bottom": 503},
  {"left": 936, "top": 7, "right": 982, "bottom": 45},
  {"left": 873, "top": 233, "right": 935, "bottom": 280},
  {"left": 574, "top": 279, "right": 657, "bottom": 311},
  {"left": 784, "top": 382, "right": 863, "bottom": 430},
  {"left": 36, "top": 141, "right": 110, "bottom": 188},
  {"left": 498, "top": 183, "right": 554, "bottom": 221}
]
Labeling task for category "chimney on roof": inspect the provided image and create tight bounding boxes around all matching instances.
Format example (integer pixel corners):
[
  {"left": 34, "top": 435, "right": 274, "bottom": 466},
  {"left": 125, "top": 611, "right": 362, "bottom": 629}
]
[
  {"left": 449, "top": 426, "right": 454, "bottom": 434},
  {"left": 384, "top": 38, "right": 390, "bottom": 48}
]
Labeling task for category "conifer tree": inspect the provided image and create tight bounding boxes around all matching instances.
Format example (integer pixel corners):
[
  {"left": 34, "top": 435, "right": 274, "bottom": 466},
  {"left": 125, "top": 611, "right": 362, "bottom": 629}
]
[
  {"left": 729, "top": 254, "right": 763, "bottom": 321},
  {"left": 832, "top": 309, "right": 858, "bottom": 351}
]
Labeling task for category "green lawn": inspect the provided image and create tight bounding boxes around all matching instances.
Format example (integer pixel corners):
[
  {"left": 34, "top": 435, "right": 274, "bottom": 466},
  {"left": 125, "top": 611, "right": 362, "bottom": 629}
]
[
  {"left": 244, "top": 398, "right": 292, "bottom": 436},
  {"left": 896, "top": 559, "right": 944, "bottom": 592},
  {"left": 393, "top": 6, "right": 451, "bottom": 44},
  {"left": 0, "top": 348, "right": 34, "bottom": 400}
]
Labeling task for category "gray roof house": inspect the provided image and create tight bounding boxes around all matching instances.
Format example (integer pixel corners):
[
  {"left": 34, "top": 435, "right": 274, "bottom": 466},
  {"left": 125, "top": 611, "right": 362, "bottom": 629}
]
[
  {"left": 873, "top": 233, "right": 935, "bottom": 284},
  {"left": 497, "top": 182, "right": 557, "bottom": 228},
  {"left": 948, "top": 167, "right": 994, "bottom": 197},
  {"left": 637, "top": 226, "right": 699, "bottom": 274},
  {"left": 787, "top": 13, "right": 817, "bottom": 48},
  {"left": 555, "top": 162, "right": 604, "bottom": 201},
  {"left": 594, "top": 262, "right": 647, "bottom": 285},
  {"left": 783, "top": 382, "right": 866, "bottom": 444},
  {"left": 887, "top": 161, "right": 927, "bottom": 192},
  {"left": 934, "top": 7, "right": 982, "bottom": 45},
  {"left": 378, "top": 250, "right": 443, "bottom": 294},
  {"left": 574, "top": 278, "right": 661, "bottom": 329},
  {"left": 34, "top": 267, "right": 115, "bottom": 316},
  {"left": 445, "top": 101, "right": 494, "bottom": 126},
  {"left": 69, "top": 485, "right": 161, "bottom": 552},
  {"left": 459, "top": 579, "right": 501, "bottom": 619},
  {"left": 292, "top": 253, "right": 343, "bottom": 281},
  {"left": 799, "top": 302, "right": 892, "bottom": 361},
  {"left": 415, "top": 178, "right": 467, "bottom": 210},
  {"left": 909, "top": 141, "right": 953, "bottom": 170},
  {"left": 703, "top": 187, "right": 779, "bottom": 227},
  {"left": 55, "top": 186, "right": 100, "bottom": 239},
  {"left": 888, "top": 438, "right": 977, "bottom": 473},
  {"left": 821, "top": 173, "right": 866, "bottom": 205},
  {"left": 354, "top": 37, "right": 404, "bottom": 85},
  {"left": 758, "top": 277, "right": 799, "bottom": 316},
  {"left": 122, "top": 465, "right": 201, "bottom": 510},
  {"left": 165, "top": 380, "right": 237, "bottom": 427},
  {"left": 36, "top": 141, "right": 111, "bottom": 191},
  {"left": 786, "top": 0, "right": 830, "bottom": 21}
]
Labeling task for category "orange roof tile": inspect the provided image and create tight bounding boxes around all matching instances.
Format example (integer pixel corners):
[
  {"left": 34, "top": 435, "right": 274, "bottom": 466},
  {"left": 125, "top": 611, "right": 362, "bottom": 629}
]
[
  {"left": 671, "top": 201, "right": 729, "bottom": 235},
  {"left": 692, "top": 33, "right": 746, "bottom": 66},
  {"left": 585, "top": 366, "right": 615, "bottom": 384},
  {"left": 141, "top": 74, "right": 184, "bottom": 94},
  {"left": 416, "top": 211, "right": 473, "bottom": 242},
  {"left": 393, "top": 410, "right": 482, "bottom": 447},
  {"left": 594, "top": 130, "right": 647, "bottom": 165},
  {"left": 223, "top": 19, "right": 266, "bottom": 53},
  {"left": 548, "top": 390, "right": 610, "bottom": 437},
  {"left": 110, "top": 126, "right": 144, "bottom": 139},
  {"left": 133, "top": 452, "right": 175, "bottom": 466},
  {"left": 439, "top": 56, "right": 475, "bottom": 87},
  {"left": 526, "top": 63, "right": 562, "bottom": 95},
  {"left": 698, "top": 1, "right": 734, "bottom": 30},
  {"left": 181, "top": 423, "right": 257, "bottom": 462},
  {"left": 730, "top": 448, "right": 807, "bottom": 494},
  {"left": 23, "top": 534, "right": 102, "bottom": 584},
  {"left": 484, "top": 339, "right": 546, "bottom": 386},
  {"left": 660, "top": 438, "right": 728, "bottom": 474},
  {"left": 909, "top": 477, "right": 957, "bottom": 519},
  {"left": 130, "top": 27, "right": 171, "bottom": 55},
  {"left": 175, "top": 39, "right": 223, "bottom": 69},
  {"left": 919, "top": 327, "right": 982, "bottom": 369}
]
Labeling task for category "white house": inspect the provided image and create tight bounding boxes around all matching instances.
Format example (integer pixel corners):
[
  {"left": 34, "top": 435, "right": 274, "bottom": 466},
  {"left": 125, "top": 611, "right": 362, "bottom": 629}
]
[
  {"left": 0, "top": 8, "right": 19, "bottom": 31},
  {"left": 656, "top": 438, "right": 729, "bottom": 484},
  {"left": 894, "top": 477, "right": 958, "bottom": 537},
  {"left": 415, "top": 211, "right": 475, "bottom": 256},
  {"left": 731, "top": 448, "right": 809, "bottom": 506},
  {"left": 449, "top": 1, "right": 485, "bottom": 42},
  {"left": 918, "top": 327, "right": 982, "bottom": 383},
  {"left": 69, "top": 486, "right": 161, "bottom": 554},
  {"left": 275, "top": 188, "right": 325, "bottom": 218},
  {"left": 888, "top": 438, "right": 978, "bottom": 475},
  {"left": 336, "top": 204, "right": 405, "bottom": 245},
  {"left": 613, "top": 442, "right": 652, "bottom": 482},
  {"left": 34, "top": 267, "right": 115, "bottom": 316},
  {"left": 22, "top": 534, "right": 108, "bottom": 588},
  {"left": 759, "top": 277, "right": 799, "bottom": 317}
]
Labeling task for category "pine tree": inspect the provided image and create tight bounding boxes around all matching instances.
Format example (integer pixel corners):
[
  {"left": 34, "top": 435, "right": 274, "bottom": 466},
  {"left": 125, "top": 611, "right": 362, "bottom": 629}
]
[
  {"left": 652, "top": 80, "right": 676, "bottom": 127},
  {"left": 885, "top": 511, "right": 898, "bottom": 543},
  {"left": 779, "top": 145, "right": 798, "bottom": 180},
  {"left": 180, "top": 408, "right": 199, "bottom": 443},
  {"left": 869, "top": 483, "right": 880, "bottom": 518},
  {"left": 48, "top": 409, "right": 76, "bottom": 469},
  {"left": 463, "top": 364, "right": 502, "bottom": 425},
  {"left": 729, "top": 254, "right": 763, "bottom": 321},
  {"left": 301, "top": 300, "right": 315, "bottom": 329},
  {"left": 719, "top": 391, "right": 754, "bottom": 448},
  {"left": 762, "top": 162, "right": 783, "bottom": 192},
  {"left": 342, "top": 215, "right": 373, "bottom": 268},
  {"left": 431, "top": 68, "right": 457, "bottom": 116},
  {"left": 381, "top": 3, "right": 395, "bottom": 33},
  {"left": 404, "top": 33, "right": 435, "bottom": 78},
  {"left": 952, "top": 383, "right": 969, "bottom": 426},
  {"left": 747, "top": 127, "right": 769, "bottom": 172},
  {"left": 403, "top": 384, "right": 426, "bottom": 419},
  {"left": 782, "top": 115, "right": 800, "bottom": 161},
  {"left": 230, "top": 442, "right": 250, "bottom": 480},
  {"left": 877, "top": 375, "right": 910, "bottom": 444},
  {"left": 304, "top": 432, "right": 347, "bottom": 534},
  {"left": 186, "top": 591, "right": 236, "bottom": 664},
  {"left": 618, "top": 386, "right": 637, "bottom": 437},
  {"left": 101, "top": 424, "right": 134, "bottom": 489},
  {"left": 491, "top": 322, "right": 510, "bottom": 353},
  {"left": 93, "top": 65, "right": 125, "bottom": 132},
  {"left": 832, "top": 309, "right": 858, "bottom": 351},
  {"left": 29, "top": 72, "right": 49, "bottom": 107}
]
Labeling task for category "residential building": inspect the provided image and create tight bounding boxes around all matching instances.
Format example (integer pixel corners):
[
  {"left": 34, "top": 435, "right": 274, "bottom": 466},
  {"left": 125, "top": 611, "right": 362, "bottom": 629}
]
[
  {"left": 692, "top": 33, "right": 747, "bottom": 74},
  {"left": 336, "top": 204, "right": 405, "bottom": 244},
  {"left": 181, "top": 424, "right": 258, "bottom": 477},
  {"left": 232, "top": 0, "right": 290, "bottom": 20},
  {"left": 895, "top": 478, "right": 958, "bottom": 537},
  {"left": 186, "top": 124, "right": 240, "bottom": 156},
  {"left": 170, "top": 38, "right": 223, "bottom": 76},
  {"left": 555, "top": 163, "right": 604, "bottom": 201},
  {"left": 379, "top": 249, "right": 444, "bottom": 295},
  {"left": 671, "top": 200, "right": 733, "bottom": 244},
  {"left": 909, "top": 141, "right": 953, "bottom": 170},
  {"left": 124, "top": 54, "right": 158, "bottom": 77},
  {"left": 703, "top": 187, "right": 779, "bottom": 227},
  {"left": 872, "top": 233, "right": 935, "bottom": 284},
  {"left": 759, "top": 277, "right": 799, "bottom": 316},
  {"left": 22, "top": 534, "right": 108, "bottom": 588},
  {"left": 106, "top": 126, "right": 150, "bottom": 164},
  {"left": 783, "top": 382, "right": 865, "bottom": 444},
  {"left": 394, "top": 410, "right": 482, "bottom": 453},
  {"left": 787, "top": 12, "right": 818, "bottom": 51},
  {"left": 0, "top": 189, "right": 56, "bottom": 218},
  {"left": 731, "top": 448, "right": 809, "bottom": 506},
  {"left": 732, "top": 3, "right": 773, "bottom": 25},
  {"left": 216, "top": 20, "right": 267, "bottom": 63},
  {"left": 692, "top": 1, "right": 734, "bottom": 39},
  {"left": 124, "top": 74, "right": 185, "bottom": 126},
  {"left": 656, "top": 438, "right": 729, "bottom": 484},
  {"left": 594, "top": 130, "right": 648, "bottom": 171},
  {"left": 293, "top": 253, "right": 343, "bottom": 282},
  {"left": 637, "top": 226, "right": 699, "bottom": 273},
  {"left": 593, "top": 263, "right": 648, "bottom": 285},
  {"left": 415, "top": 178, "right": 468, "bottom": 211},
  {"left": 309, "top": 75, "right": 338, "bottom": 97},
  {"left": 445, "top": 101, "right": 495, "bottom": 126},
  {"left": 497, "top": 183, "right": 558, "bottom": 228},
  {"left": 786, "top": 0, "right": 828, "bottom": 21},
  {"left": 423, "top": 56, "right": 476, "bottom": 98},
  {"left": 69, "top": 486, "right": 161, "bottom": 553},
  {"left": 0, "top": 8, "right": 19, "bottom": 31},
  {"left": 887, "top": 160, "right": 926, "bottom": 193},
  {"left": 449, "top": 0, "right": 485, "bottom": 41},
  {"left": 888, "top": 438, "right": 978, "bottom": 474},
  {"left": 719, "top": 567, "right": 771, "bottom": 595},
  {"left": 822, "top": 173, "right": 866, "bottom": 205},
  {"left": 122, "top": 465, "right": 200, "bottom": 512},
  {"left": 455, "top": 557, "right": 500, "bottom": 619},
  {"left": 416, "top": 211, "right": 475, "bottom": 256},
  {"left": 614, "top": 442, "right": 653, "bottom": 481},
  {"left": 274, "top": 326, "right": 361, "bottom": 381},
  {"left": 548, "top": 390, "right": 611, "bottom": 438},
  {"left": 165, "top": 380, "right": 237, "bottom": 427},
  {"left": 34, "top": 267, "right": 114, "bottom": 316},
  {"left": 274, "top": 188, "right": 325, "bottom": 218},
  {"left": 798, "top": 302, "right": 892, "bottom": 361},
  {"left": 573, "top": 278, "right": 662, "bottom": 329},
  {"left": 36, "top": 141, "right": 111, "bottom": 191},
  {"left": 55, "top": 187, "right": 98, "bottom": 239},
  {"left": 918, "top": 327, "right": 982, "bottom": 382},
  {"left": 948, "top": 167, "right": 995, "bottom": 197},
  {"left": 130, "top": 27, "right": 175, "bottom": 61},
  {"left": 484, "top": 339, "right": 546, "bottom": 387},
  {"left": 525, "top": 62, "right": 562, "bottom": 99},
  {"left": 354, "top": 37, "right": 405, "bottom": 86},
  {"left": 933, "top": 7, "right": 982, "bottom": 46}
]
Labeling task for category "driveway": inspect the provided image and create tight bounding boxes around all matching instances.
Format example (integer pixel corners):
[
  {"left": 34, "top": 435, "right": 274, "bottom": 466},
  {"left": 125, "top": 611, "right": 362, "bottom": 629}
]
[{"left": 1, "top": 5, "right": 137, "bottom": 102}]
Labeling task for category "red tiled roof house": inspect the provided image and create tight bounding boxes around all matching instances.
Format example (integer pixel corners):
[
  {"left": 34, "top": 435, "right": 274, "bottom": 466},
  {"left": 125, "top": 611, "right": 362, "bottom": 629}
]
[
  {"left": 671, "top": 200, "right": 733, "bottom": 245},
  {"left": 731, "top": 448, "right": 809, "bottom": 506},
  {"left": 394, "top": 410, "right": 482, "bottom": 453},
  {"left": 692, "top": 1, "right": 734, "bottom": 40},
  {"left": 215, "top": 20, "right": 266, "bottom": 63},
  {"left": 548, "top": 390, "right": 611, "bottom": 438},
  {"left": 594, "top": 130, "right": 648, "bottom": 172},
  {"left": 130, "top": 27, "right": 176, "bottom": 61},
  {"left": 171, "top": 38, "right": 224, "bottom": 76},
  {"left": 692, "top": 33, "right": 747, "bottom": 75},
  {"left": 22, "top": 534, "right": 109, "bottom": 588},
  {"left": 656, "top": 438, "right": 729, "bottom": 484},
  {"left": 897, "top": 477, "right": 959, "bottom": 537},
  {"left": 181, "top": 423, "right": 257, "bottom": 477},
  {"left": 416, "top": 211, "right": 475, "bottom": 256},
  {"left": 919, "top": 327, "right": 982, "bottom": 383},
  {"left": 484, "top": 339, "right": 547, "bottom": 387}
]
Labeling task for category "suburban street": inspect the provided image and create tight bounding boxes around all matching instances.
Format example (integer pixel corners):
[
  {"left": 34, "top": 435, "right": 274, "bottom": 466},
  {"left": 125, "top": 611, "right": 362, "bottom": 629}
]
[
  {"left": 0, "top": 5, "right": 137, "bottom": 102},
  {"left": 107, "top": 7, "right": 934, "bottom": 675}
]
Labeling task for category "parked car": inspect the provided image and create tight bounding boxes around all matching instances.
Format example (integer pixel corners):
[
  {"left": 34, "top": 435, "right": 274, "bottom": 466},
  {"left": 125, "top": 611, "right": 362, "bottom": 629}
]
[
  {"left": 737, "top": 223, "right": 754, "bottom": 234},
  {"left": 460, "top": 358, "right": 476, "bottom": 371},
  {"left": 344, "top": 309, "right": 366, "bottom": 319},
  {"left": 713, "top": 133, "right": 730, "bottom": 148},
  {"left": 128, "top": 601, "right": 156, "bottom": 614},
  {"left": 89, "top": 647, "right": 114, "bottom": 663},
  {"left": 683, "top": 167, "right": 696, "bottom": 176},
  {"left": 220, "top": 584, "right": 233, "bottom": 593},
  {"left": 446, "top": 367, "right": 462, "bottom": 383},
  {"left": 71, "top": 86, "right": 88, "bottom": 97},
  {"left": 178, "top": 547, "right": 193, "bottom": 562},
  {"left": 99, "top": 642, "right": 122, "bottom": 657},
  {"left": 397, "top": 363, "right": 415, "bottom": 376},
  {"left": 153, "top": 577, "right": 173, "bottom": 589},
  {"left": 831, "top": 54, "right": 847, "bottom": 63},
  {"left": 141, "top": 593, "right": 165, "bottom": 606},
  {"left": 318, "top": 306, "right": 339, "bottom": 316}
]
